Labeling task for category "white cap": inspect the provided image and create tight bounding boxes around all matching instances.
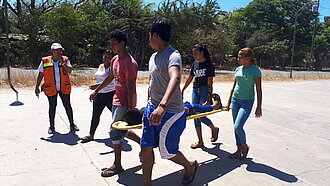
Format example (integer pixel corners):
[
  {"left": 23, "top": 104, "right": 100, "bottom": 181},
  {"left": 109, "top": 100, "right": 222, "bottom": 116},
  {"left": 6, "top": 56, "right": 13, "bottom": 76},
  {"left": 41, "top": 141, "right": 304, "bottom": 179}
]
[{"left": 51, "top": 43, "right": 65, "bottom": 50}]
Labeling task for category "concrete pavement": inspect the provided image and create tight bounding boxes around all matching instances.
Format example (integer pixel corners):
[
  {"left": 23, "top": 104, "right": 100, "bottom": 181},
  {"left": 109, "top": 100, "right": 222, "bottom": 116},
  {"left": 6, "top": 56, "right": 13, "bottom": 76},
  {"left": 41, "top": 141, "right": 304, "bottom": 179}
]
[{"left": 0, "top": 80, "right": 330, "bottom": 186}]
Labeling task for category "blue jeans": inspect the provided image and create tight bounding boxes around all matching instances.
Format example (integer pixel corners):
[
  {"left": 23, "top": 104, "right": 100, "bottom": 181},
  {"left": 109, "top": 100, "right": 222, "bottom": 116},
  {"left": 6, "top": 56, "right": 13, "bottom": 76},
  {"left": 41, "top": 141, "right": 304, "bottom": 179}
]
[
  {"left": 109, "top": 105, "right": 129, "bottom": 144},
  {"left": 231, "top": 98, "right": 254, "bottom": 146},
  {"left": 192, "top": 87, "right": 213, "bottom": 130}
]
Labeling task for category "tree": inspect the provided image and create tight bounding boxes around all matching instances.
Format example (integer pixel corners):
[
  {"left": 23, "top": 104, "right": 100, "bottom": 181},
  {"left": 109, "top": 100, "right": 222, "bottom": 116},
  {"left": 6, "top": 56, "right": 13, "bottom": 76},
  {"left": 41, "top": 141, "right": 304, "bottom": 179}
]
[
  {"left": 155, "top": 0, "right": 232, "bottom": 66},
  {"left": 226, "top": 0, "right": 316, "bottom": 69},
  {"left": 314, "top": 18, "right": 330, "bottom": 70}
]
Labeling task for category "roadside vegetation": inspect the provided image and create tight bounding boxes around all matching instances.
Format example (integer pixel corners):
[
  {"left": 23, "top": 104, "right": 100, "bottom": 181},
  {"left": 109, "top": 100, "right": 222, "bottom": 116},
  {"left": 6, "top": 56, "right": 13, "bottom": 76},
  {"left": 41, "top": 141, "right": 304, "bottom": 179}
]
[
  {"left": 1, "top": 0, "right": 329, "bottom": 89},
  {"left": 0, "top": 0, "right": 329, "bottom": 71}
]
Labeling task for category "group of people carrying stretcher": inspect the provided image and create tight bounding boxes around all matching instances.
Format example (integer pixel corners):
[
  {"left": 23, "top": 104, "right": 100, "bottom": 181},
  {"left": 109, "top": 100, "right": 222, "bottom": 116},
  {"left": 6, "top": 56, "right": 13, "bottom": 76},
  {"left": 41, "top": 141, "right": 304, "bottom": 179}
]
[{"left": 35, "top": 18, "right": 262, "bottom": 185}]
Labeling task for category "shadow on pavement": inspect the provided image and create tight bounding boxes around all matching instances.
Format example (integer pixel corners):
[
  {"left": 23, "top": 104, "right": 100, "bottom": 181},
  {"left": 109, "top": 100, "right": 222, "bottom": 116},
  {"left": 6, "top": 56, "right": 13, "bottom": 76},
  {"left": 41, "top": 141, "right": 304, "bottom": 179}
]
[
  {"left": 94, "top": 139, "right": 134, "bottom": 155},
  {"left": 9, "top": 101, "right": 24, "bottom": 106},
  {"left": 99, "top": 143, "right": 297, "bottom": 185},
  {"left": 40, "top": 131, "right": 79, "bottom": 146},
  {"left": 245, "top": 158, "right": 298, "bottom": 182},
  {"left": 116, "top": 165, "right": 143, "bottom": 186},
  {"left": 150, "top": 144, "right": 298, "bottom": 185}
]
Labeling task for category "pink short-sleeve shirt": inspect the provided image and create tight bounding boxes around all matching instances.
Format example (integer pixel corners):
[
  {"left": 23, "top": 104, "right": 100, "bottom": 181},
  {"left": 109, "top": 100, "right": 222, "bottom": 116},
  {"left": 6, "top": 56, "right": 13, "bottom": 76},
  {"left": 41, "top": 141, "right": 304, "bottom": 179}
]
[{"left": 111, "top": 54, "right": 138, "bottom": 107}]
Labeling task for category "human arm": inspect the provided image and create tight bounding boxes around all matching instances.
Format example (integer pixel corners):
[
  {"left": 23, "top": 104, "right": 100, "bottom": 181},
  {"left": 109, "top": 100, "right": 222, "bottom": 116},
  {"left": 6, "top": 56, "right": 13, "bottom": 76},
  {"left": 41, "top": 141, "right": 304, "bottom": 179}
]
[
  {"left": 181, "top": 75, "right": 193, "bottom": 97},
  {"left": 89, "top": 70, "right": 114, "bottom": 101},
  {"left": 147, "top": 77, "right": 150, "bottom": 101},
  {"left": 255, "top": 77, "right": 262, "bottom": 117},
  {"left": 206, "top": 76, "right": 214, "bottom": 104},
  {"left": 226, "top": 78, "right": 236, "bottom": 109},
  {"left": 149, "top": 66, "right": 181, "bottom": 125},
  {"left": 126, "top": 78, "right": 136, "bottom": 109},
  {"left": 89, "top": 83, "right": 101, "bottom": 90},
  {"left": 62, "top": 60, "right": 72, "bottom": 73},
  {"left": 35, "top": 72, "right": 44, "bottom": 98}
]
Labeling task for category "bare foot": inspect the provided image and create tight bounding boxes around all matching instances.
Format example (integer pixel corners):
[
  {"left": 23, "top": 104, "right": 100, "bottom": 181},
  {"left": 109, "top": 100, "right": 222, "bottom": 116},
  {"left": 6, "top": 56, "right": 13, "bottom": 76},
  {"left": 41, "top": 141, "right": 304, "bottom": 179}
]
[{"left": 212, "top": 93, "right": 222, "bottom": 110}]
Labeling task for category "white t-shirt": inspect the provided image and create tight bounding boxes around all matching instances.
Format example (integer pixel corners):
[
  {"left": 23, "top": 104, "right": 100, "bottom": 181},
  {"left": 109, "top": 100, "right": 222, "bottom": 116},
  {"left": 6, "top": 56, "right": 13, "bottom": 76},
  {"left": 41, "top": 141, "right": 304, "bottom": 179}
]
[
  {"left": 95, "top": 65, "right": 115, "bottom": 93},
  {"left": 38, "top": 60, "right": 72, "bottom": 91}
]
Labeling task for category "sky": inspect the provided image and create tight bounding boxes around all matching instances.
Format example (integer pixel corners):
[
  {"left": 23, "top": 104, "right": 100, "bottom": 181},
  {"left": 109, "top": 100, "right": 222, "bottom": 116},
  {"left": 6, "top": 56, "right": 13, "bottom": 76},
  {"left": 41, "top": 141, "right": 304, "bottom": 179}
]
[{"left": 144, "top": 0, "right": 330, "bottom": 22}]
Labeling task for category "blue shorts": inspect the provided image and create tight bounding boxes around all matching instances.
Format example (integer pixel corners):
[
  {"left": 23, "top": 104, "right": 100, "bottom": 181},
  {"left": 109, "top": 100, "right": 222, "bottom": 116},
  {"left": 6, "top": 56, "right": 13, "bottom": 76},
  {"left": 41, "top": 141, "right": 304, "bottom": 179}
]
[
  {"left": 141, "top": 104, "right": 186, "bottom": 159},
  {"left": 110, "top": 105, "right": 129, "bottom": 144}
]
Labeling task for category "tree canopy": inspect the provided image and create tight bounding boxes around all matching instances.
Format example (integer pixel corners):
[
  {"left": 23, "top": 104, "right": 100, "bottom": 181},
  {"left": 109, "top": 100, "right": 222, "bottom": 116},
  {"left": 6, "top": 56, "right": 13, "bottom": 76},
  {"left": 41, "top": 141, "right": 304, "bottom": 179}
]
[{"left": 0, "top": 0, "right": 329, "bottom": 70}]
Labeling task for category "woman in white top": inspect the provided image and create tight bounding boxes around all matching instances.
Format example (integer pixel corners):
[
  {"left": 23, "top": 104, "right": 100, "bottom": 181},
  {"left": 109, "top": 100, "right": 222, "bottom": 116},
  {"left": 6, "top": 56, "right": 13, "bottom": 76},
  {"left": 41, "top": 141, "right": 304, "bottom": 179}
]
[{"left": 81, "top": 50, "right": 116, "bottom": 143}]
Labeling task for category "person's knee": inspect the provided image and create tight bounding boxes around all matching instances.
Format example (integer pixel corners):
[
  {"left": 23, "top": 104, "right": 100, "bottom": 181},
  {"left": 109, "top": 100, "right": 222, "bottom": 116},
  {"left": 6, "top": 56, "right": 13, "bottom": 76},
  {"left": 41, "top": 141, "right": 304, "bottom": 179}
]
[
  {"left": 63, "top": 102, "right": 72, "bottom": 108},
  {"left": 194, "top": 121, "right": 202, "bottom": 129},
  {"left": 234, "top": 123, "right": 243, "bottom": 131}
]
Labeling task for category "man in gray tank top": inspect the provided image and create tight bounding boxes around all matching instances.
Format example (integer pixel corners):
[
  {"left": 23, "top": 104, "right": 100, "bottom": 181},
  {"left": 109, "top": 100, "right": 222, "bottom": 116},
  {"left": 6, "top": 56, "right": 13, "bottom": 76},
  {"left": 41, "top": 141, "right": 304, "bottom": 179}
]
[{"left": 140, "top": 18, "right": 198, "bottom": 186}]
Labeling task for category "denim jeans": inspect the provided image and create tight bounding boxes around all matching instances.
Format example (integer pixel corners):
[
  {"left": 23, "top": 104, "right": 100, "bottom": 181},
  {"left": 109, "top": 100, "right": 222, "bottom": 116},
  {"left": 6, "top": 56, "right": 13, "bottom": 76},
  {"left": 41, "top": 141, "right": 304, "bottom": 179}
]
[
  {"left": 192, "top": 87, "right": 213, "bottom": 130},
  {"left": 231, "top": 98, "right": 254, "bottom": 146},
  {"left": 109, "top": 105, "right": 129, "bottom": 144}
]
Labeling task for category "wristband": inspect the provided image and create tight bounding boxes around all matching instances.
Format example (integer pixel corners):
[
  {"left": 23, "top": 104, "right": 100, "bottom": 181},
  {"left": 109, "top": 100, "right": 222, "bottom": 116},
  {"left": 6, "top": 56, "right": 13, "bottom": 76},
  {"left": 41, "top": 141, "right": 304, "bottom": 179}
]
[{"left": 158, "top": 103, "right": 167, "bottom": 110}]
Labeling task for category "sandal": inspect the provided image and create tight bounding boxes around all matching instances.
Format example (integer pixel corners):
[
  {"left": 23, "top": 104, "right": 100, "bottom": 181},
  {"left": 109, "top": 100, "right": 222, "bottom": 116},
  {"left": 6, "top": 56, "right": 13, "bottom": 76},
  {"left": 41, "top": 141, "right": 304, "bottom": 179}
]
[
  {"left": 211, "top": 127, "right": 219, "bottom": 142},
  {"left": 101, "top": 167, "right": 114, "bottom": 171},
  {"left": 182, "top": 160, "right": 198, "bottom": 185},
  {"left": 101, "top": 168, "right": 124, "bottom": 177},
  {"left": 190, "top": 143, "right": 204, "bottom": 149},
  {"left": 80, "top": 135, "right": 93, "bottom": 143}
]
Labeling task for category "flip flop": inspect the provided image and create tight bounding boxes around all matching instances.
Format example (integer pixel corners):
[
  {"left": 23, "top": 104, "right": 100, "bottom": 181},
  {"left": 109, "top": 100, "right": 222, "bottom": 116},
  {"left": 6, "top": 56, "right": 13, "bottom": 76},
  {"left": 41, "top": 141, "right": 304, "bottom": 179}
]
[
  {"left": 101, "top": 168, "right": 124, "bottom": 177},
  {"left": 101, "top": 167, "right": 115, "bottom": 171},
  {"left": 190, "top": 143, "right": 204, "bottom": 149},
  {"left": 211, "top": 127, "right": 219, "bottom": 142},
  {"left": 182, "top": 160, "right": 198, "bottom": 185}
]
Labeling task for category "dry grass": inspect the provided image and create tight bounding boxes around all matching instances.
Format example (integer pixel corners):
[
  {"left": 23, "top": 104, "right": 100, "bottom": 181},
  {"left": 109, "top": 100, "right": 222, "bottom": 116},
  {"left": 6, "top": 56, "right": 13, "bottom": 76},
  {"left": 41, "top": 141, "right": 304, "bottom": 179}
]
[
  {"left": 0, "top": 73, "right": 96, "bottom": 89},
  {"left": 1, "top": 68, "right": 329, "bottom": 89}
]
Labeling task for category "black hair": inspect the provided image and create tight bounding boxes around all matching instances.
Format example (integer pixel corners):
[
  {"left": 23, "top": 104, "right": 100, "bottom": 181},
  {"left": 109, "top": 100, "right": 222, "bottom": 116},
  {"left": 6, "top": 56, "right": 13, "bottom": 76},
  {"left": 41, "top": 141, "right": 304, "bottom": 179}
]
[
  {"left": 149, "top": 18, "right": 171, "bottom": 42},
  {"left": 103, "top": 50, "right": 113, "bottom": 56},
  {"left": 124, "top": 108, "right": 143, "bottom": 126},
  {"left": 107, "top": 29, "right": 128, "bottom": 47},
  {"left": 193, "top": 44, "right": 211, "bottom": 61}
]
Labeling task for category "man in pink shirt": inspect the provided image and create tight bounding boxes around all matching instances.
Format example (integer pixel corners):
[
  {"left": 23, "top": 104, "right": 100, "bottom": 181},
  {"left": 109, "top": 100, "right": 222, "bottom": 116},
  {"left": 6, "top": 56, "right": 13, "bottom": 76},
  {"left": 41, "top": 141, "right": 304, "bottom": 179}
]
[{"left": 90, "top": 30, "right": 140, "bottom": 177}]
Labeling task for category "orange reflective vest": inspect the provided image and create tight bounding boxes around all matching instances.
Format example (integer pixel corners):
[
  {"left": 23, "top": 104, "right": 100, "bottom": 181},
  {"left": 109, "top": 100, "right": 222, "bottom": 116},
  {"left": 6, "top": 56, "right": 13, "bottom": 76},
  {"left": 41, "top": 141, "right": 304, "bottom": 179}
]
[{"left": 42, "top": 56, "right": 71, "bottom": 96}]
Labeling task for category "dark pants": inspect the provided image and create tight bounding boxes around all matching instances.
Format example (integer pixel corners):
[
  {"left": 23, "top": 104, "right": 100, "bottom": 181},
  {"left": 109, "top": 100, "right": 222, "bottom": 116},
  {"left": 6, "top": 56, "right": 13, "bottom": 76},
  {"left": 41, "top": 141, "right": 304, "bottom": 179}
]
[
  {"left": 47, "top": 92, "right": 74, "bottom": 129},
  {"left": 89, "top": 91, "right": 115, "bottom": 135}
]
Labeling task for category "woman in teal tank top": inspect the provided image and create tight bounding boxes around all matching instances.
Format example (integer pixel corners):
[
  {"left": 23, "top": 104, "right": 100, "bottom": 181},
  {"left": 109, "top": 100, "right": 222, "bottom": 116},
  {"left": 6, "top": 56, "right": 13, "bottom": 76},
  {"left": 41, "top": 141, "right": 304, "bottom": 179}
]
[{"left": 225, "top": 48, "right": 263, "bottom": 159}]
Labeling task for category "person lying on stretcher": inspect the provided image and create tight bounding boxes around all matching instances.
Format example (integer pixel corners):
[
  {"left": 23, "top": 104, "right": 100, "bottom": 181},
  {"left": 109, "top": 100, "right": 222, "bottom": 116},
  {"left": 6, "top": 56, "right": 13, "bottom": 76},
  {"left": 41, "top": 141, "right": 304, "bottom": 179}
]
[{"left": 123, "top": 93, "right": 222, "bottom": 126}]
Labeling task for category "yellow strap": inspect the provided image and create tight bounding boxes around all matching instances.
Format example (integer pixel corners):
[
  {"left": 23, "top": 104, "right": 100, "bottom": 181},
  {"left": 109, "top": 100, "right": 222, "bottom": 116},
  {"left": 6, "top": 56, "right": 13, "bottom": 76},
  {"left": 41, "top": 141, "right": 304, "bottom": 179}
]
[
  {"left": 186, "top": 107, "right": 229, "bottom": 120},
  {"left": 112, "top": 121, "right": 143, "bottom": 130},
  {"left": 112, "top": 108, "right": 230, "bottom": 130}
]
